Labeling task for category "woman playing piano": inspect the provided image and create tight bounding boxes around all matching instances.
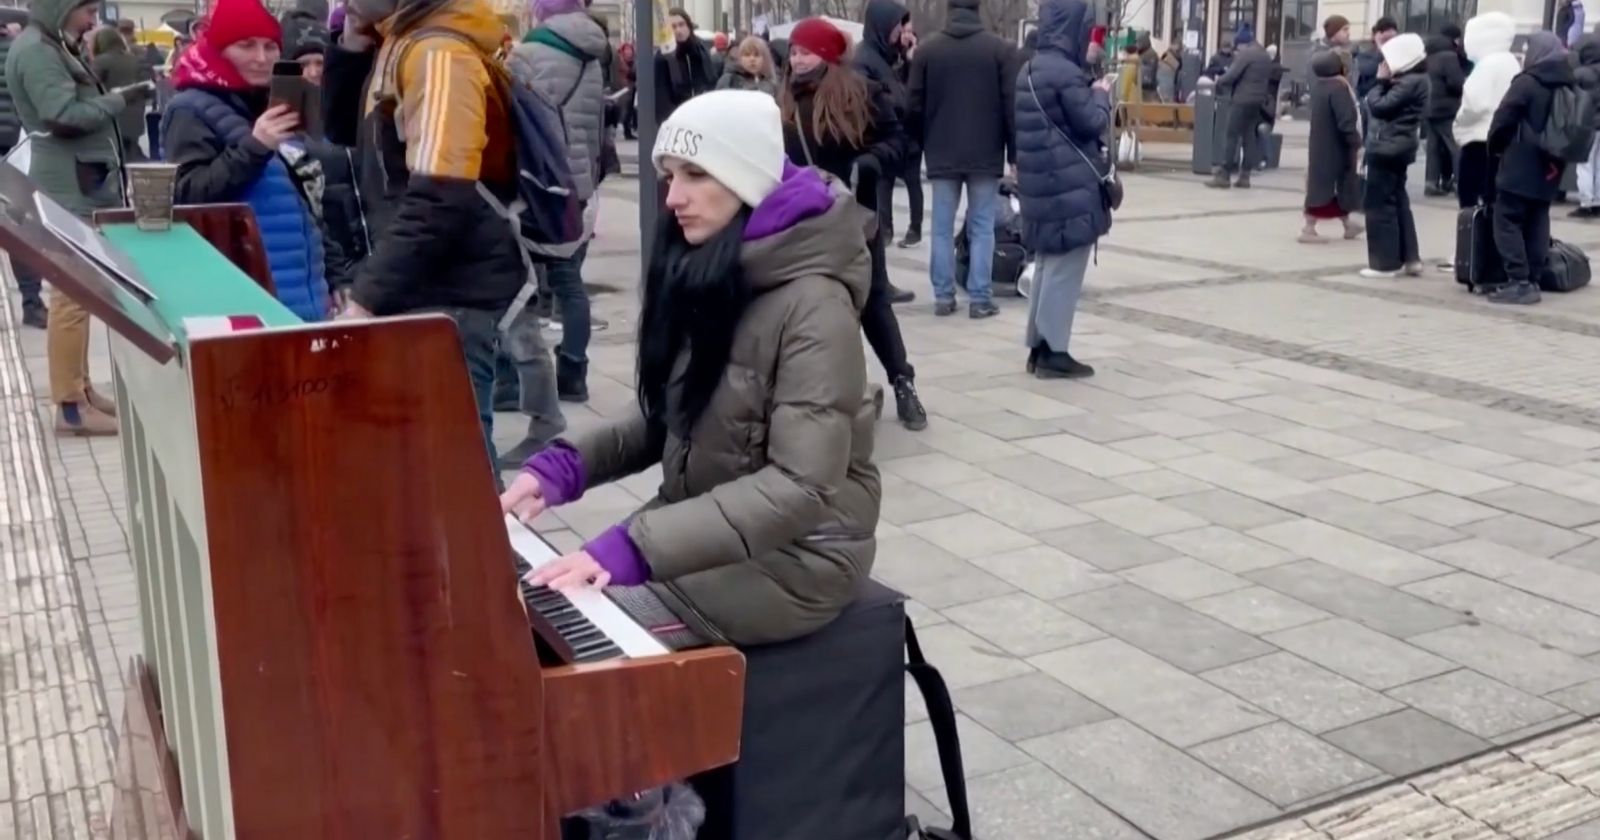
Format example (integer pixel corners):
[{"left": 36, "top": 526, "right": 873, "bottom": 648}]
[{"left": 500, "top": 89, "right": 882, "bottom": 646}]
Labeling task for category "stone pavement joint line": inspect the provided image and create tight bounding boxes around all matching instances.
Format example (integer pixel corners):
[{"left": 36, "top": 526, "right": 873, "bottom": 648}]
[
  {"left": 1083, "top": 300, "right": 1600, "bottom": 430},
  {"left": 0, "top": 288, "right": 115, "bottom": 836},
  {"left": 1229, "top": 723, "right": 1600, "bottom": 840}
]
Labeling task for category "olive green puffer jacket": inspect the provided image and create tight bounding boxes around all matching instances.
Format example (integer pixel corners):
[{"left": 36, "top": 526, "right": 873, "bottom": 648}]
[
  {"left": 572, "top": 183, "right": 882, "bottom": 646},
  {"left": 5, "top": 0, "right": 126, "bottom": 215}
]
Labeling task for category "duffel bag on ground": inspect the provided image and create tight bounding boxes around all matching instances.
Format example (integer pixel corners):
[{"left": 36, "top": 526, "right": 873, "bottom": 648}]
[{"left": 1543, "top": 239, "right": 1591, "bottom": 293}]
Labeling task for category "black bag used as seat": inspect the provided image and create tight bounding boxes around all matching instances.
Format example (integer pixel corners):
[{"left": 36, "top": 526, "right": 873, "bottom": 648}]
[
  {"left": 1456, "top": 203, "right": 1503, "bottom": 292},
  {"left": 687, "top": 579, "right": 973, "bottom": 840},
  {"left": 1544, "top": 239, "right": 1592, "bottom": 292}
]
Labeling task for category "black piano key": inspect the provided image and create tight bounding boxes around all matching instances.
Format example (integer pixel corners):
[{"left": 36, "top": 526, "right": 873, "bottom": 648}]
[{"left": 575, "top": 645, "right": 623, "bottom": 663}]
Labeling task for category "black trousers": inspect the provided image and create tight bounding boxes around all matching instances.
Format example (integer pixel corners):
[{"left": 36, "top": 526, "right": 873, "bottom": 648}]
[
  {"left": 1424, "top": 118, "right": 1458, "bottom": 188},
  {"left": 1364, "top": 159, "right": 1419, "bottom": 271},
  {"left": 1222, "top": 103, "right": 1264, "bottom": 175},
  {"left": 13, "top": 261, "right": 40, "bottom": 307},
  {"left": 1457, "top": 142, "right": 1495, "bottom": 208},
  {"left": 863, "top": 233, "right": 913, "bottom": 381},
  {"left": 878, "top": 152, "right": 923, "bottom": 238},
  {"left": 1492, "top": 192, "right": 1551, "bottom": 287}
]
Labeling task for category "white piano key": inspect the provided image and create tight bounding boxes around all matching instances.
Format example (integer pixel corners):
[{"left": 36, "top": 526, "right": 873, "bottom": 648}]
[{"left": 504, "top": 515, "right": 669, "bottom": 659}]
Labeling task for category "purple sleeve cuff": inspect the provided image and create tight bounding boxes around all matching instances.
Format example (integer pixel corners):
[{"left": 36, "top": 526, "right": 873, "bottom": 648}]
[
  {"left": 523, "top": 441, "right": 587, "bottom": 507},
  {"left": 583, "top": 524, "right": 650, "bottom": 586}
]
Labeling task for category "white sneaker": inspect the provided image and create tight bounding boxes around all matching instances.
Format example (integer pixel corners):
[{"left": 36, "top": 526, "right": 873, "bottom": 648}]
[
  {"left": 1403, "top": 262, "right": 1425, "bottom": 276},
  {"left": 1359, "top": 268, "right": 1400, "bottom": 279}
]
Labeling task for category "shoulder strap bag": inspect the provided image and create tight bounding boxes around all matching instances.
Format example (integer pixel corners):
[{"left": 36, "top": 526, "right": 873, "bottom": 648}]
[{"left": 1026, "top": 65, "right": 1123, "bottom": 212}]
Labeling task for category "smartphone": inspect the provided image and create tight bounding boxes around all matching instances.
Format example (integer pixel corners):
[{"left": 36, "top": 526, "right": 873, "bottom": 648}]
[{"left": 268, "top": 60, "right": 304, "bottom": 119}]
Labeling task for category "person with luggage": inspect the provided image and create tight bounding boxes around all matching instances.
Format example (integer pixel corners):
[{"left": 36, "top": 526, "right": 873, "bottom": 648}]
[
  {"left": 1570, "top": 33, "right": 1600, "bottom": 217},
  {"left": 1360, "top": 33, "right": 1429, "bottom": 278},
  {"left": 1422, "top": 24, "right": 1466, "bottom": 196},
  {"left": 1485, "top": 31, "right": 1579, "bottom": 305},
  {"left": 1301, "top": 50, "right": 1364, "bottom": 243},
  {"left": 1015, "top": 0, "right": 1110, "bottom": 379},
  {"left": 781, "top": 17, "right": 925, "bottom": 431},
  {"left": 1453, "top": 12, "right": 1518, "bottom": 210}
]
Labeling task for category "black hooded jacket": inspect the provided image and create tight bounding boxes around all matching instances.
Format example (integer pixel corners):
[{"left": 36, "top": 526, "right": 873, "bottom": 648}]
[
  {"left": 908, "top": 0, "right": 1019, "bottom": 178},
  {"left": 1364, "top": 64, "right": 1429, "bottom": 164},
  {"left": 1573, "top": 34, "right": 1600, "bottom": 123},
  {"left": 1491, "top": 35, "right": 1576, "bottom": 202},
  {"left": 1424, "top": 33, "right": 1466, "bottom": 119}
]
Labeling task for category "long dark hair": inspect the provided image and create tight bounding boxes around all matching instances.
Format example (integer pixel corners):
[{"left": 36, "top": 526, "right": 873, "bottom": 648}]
[
  {"left": 636, "top": 207, "right": 753, "bottom": 433},
  {"left": 780, "top": 61, "right": 871, "bottom": 148}
]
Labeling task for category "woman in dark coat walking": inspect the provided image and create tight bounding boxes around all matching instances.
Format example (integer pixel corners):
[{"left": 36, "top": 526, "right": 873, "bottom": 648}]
[
  {"left": 1014, "top": 0, "right": 1111, "bottom": 379},
  {"left": 1301, "top": 50, "right": 1364, "bottom": 242}
]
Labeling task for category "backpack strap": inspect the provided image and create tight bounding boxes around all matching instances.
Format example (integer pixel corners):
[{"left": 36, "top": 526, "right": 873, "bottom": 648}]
[{"left": 904, "top": 618, "right": 972, "bottom": 840}]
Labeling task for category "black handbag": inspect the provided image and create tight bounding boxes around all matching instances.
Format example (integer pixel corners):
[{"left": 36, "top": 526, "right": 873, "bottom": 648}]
[
  {"left": 902, "top": 618, "right": 972, "bottom": 840},
  {"left": 1026, "top": 66, "right": 1123, "bottom": 212}
]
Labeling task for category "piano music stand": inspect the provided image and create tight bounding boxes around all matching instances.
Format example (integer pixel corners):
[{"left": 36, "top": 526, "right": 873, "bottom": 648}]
[{"left": 0, "top": 161, "right": 174, "bottom": 362}]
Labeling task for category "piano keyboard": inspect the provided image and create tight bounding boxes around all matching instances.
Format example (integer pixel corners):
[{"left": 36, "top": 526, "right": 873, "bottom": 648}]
[{"left": 504, "top": 515, "right": 670, "bottom": 662}]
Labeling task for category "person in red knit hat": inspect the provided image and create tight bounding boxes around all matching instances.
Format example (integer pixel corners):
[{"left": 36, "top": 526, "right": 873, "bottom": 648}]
[
  {"left": 780, "top": 18, "right": 930, "bottom": 433},
  {"left": 159, "top": 0, "right": 343, "bottom": 322}
]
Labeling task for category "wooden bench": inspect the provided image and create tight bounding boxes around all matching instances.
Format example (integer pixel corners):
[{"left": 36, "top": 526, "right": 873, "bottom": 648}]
[{"left": 1117, "top": 101, "right": 1197, "bottom": 145}]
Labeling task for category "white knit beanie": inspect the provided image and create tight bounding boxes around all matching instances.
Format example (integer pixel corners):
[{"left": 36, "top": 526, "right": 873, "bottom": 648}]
[
  {"left": 652, "top": 91, "right": 786, "bottom": 208},
  {"left": 1381, "top": 32, "right": 1427, "bottom": 75}
]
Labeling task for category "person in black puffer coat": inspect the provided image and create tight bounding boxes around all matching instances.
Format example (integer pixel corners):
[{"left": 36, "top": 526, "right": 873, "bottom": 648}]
[
  {"left": 781, "top": 17, "right": 927, "bottom": 434},
  {"left": 1423, "top": 25, "right": 1466, "bottom": 194},
  {"left": 1486, "top": 31, "right": 1575, "bottom": 305},
  {"left": 1362, "top": 32, "right": 1429, "bottom": 277},
  {"left": 1570, "top": 34, "right": 1600, "bottom": 217},
  {"left": 1015, "top": 0, "right": 1109, "bottom": 380}
]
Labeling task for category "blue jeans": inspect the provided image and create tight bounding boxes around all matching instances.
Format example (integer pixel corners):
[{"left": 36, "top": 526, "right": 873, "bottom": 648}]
[
  {"left": 423, "top": 306, "right": 503, "bottom": 470},
  {"left": 930, "top": 176, "right": 999, "bottom": 305},
  {"left": 547, "top": 242, "right": 590, "bottom": 381}
]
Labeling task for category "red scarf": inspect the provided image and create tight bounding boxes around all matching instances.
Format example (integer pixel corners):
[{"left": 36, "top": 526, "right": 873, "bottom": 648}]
[{"left": 171, "top": 38, "right": 253, "bottom": 91}]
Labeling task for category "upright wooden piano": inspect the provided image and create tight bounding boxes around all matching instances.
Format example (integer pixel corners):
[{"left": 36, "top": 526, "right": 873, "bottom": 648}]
[{"left": 0, "top": 164, "right": 744, "bottom": 839}]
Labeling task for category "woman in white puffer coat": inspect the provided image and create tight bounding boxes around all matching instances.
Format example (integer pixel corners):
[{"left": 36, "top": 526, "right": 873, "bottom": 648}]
[{"left": 1453, "top": 11, "right": 1519, "bottom": 208}]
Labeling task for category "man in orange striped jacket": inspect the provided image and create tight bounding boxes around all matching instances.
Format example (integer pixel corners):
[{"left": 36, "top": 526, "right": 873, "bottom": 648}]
[{"left": 325, "top": 0, "right": 525, "bottom": 464}]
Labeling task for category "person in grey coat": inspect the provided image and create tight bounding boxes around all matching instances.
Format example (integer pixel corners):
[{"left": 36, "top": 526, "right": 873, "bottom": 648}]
[
  {"left": 498, "top": 0, "right": 610, "bottom": 466},
  {"left": 1207, "top": 26, "right": 1276, "bottom": 188}
]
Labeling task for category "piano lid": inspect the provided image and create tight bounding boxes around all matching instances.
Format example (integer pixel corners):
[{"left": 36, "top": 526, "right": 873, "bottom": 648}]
[{"left": 0, "top": 161, "right": 175, "bottom": 363}]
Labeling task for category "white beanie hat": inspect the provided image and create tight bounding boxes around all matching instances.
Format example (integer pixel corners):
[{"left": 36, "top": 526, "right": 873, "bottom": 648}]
[
  {"left": 1381, "top": 32, "right": 1427, "bottom": 74},
  {"left": 652, "top": 91, "right": 786, "bottom": 208}
]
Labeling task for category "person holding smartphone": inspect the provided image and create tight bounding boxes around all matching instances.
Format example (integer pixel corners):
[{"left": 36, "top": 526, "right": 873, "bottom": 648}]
[{"left": 159, "top": 0, "right": 344, "bottom": 322}]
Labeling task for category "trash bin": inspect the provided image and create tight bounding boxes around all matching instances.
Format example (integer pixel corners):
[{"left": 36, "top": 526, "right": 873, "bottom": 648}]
[{"left": 1191, "top": 86, "right": 1227, "bottom": 174}]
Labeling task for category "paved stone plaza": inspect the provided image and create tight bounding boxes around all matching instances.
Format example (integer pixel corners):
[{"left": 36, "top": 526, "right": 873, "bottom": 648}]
[{"left": 5, "top": 132, "right": 1600, "bottom": 839}]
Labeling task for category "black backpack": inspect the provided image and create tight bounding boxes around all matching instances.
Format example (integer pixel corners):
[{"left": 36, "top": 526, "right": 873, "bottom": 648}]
[{"left": 1538, "top": 84, "right": 1597, "bottom": 162}]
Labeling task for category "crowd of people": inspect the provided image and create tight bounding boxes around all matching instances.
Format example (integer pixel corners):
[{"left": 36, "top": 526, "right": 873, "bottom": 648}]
[{"left": 1300, "top": 11, "right": 1594, "bottom": 305}]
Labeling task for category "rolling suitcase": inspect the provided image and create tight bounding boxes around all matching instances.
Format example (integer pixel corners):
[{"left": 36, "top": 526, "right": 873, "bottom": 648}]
[
  {"left": 1455, "top": 204, "right": 1502, "bottom": 292},
  {"left": 1544, "top": 239, "right": 1592, "bottom": 292}
]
